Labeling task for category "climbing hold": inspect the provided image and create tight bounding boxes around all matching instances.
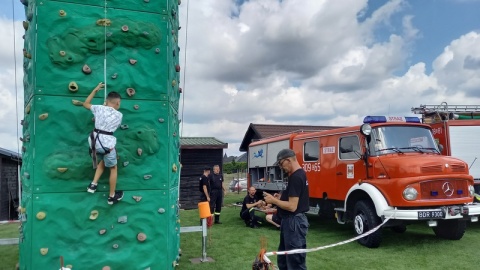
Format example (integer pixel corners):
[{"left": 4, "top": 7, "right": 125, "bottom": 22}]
[
  {"left": 57, "top": 168, "right": 68, "bottom": 173},
  {"left": 158, "top": 208, "right": 165, "bottom": 214},
  {"left": 59, "top": 51, "right": 66, "bottom": 56},
  {"left": 120, "top": 124, "right": 129, "bottom": 130},
  {"left": 121, "top": 25, "right": 129, "bottom": 32},
  {"left": 72, "top": 100, "right": 84, "bottom": 106},
  {"left": 36, "top": 212, "right": 46, "bottom": 220},
  {"left": 172, "top": 164, "right": 177, "bottom": 172},
  {"left": 23, "top": 49, "right": 31, "bottom": 59},
  {"left": 123, "top": 161, "right": 129, "bottom": 167},
  {"left": 133, "top": 104, "right": 139, "bottom": 110},
  {"left": 171, "top": 29, "right": 175, "bottom": 35},
  {"left": 144, "top": 0, "right": 150, "bottom": 2},
  {"left": 144, "top": 175, "right": 152, "bottom": 180},
  {"left": 25, "top": 104, "right": 31, "bottom": 114},
  {"left": 118, "top": 216, "right": 127, "bottom": 224},
  {"left": 24, "top": 172, "right": 30, "bottom": 179},
  {"left": 179, "top": 87, "right": 182, "bottom": 93},
  {"left": 132, "top": 196, "right": 142, "bottom": 202},
  {"left": 126, "top": 88, "right": 136, "bottom": 97},
  {"left": 137, "top": 148, "right": 143, "bottom": 156},
  {"left": 143, "top": 31, "right": 149, "bottom": 36},
  {"left": 89, "top": 210, "right": 99, "bottom": 220},
  {"left": 66, "top": 265, "right": 73, "bottom": 269},
  {"left": 112, "top": 244, "right": 119, "bottom": 249},
  {"left": 19, "top": 207, "right": 26, "bottom": 213},
  {"left": 172, "top": 80, "right": 177, "bottom": 86},
  {"left": 25, "top": 135, "right": 30, "bottom": 142},
  {"left": 38, "top": 113, "right": 49, "bottom": 120},
  {"left": 96, "top": 19, "right": 111, "bottom": 26},
  {"left": 137, "top": 233, "right": 147, "bottom": 242},
  {"left": 173, "top": 132, "right": 177, "bottom": 137},
  {"left": 111, "top": 73, "right": 118, "bottom": 79},
  {"left": 68, "top": 82, "right": 78, "bottom": 92},
  {"left": 59, "top": 10, "right": 67, "bottom": 17},
  {"left": 102, "top": 267, "right": 111, "bottom": 270},
  {"left": 155, "top": 48, "right": 160, "bottom": 54},
  {"left": 23, "top": 21, "right": 29, "bottom": 30},
  {"left": 82, "top": 64, "right": 92, "bottom": 74},
  {"left": 106, "top": 32, "right": 112, "bottom": 37},
  {"left": 99, "top": 229, "right": 107, "bottom": 235},
  {"left": 158, "top": 118, "right": 165, "bottom": 123},
  {"left": 40, "top": 248, "right": 48, "bottom": 255},
  {"left": 175, "top": 65, "right": 180, "bottom": 72},
  {"left": 129, "top": 59, "right": 137, "bottom": 65}
]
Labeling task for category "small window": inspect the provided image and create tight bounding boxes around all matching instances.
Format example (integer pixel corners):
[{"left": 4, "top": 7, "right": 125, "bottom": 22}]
[
  {"left": 339, "top": 136, "right": 360, "bottom": 160},
  {"left": 304, "top": 141, "right": 319, "bottom": 162}
]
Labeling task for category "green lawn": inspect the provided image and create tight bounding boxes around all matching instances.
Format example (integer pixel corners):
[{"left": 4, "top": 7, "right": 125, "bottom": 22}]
[{"left": 2, "top": 192, "right": 480, "bottom": 269}]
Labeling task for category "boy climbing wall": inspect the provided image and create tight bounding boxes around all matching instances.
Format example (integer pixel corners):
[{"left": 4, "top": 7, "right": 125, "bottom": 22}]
[{"left": 83, "top": 82, "right": 124, "bottom": 205}]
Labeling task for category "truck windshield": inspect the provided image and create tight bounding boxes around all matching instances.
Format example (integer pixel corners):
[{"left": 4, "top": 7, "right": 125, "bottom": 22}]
[{"left": 369, "top": 126, "right": 439, "bottom": 156}]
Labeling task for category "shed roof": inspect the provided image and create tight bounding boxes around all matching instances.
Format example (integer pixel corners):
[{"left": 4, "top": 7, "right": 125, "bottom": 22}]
[
  {"left": 239, "top": 123, "right": 343, "bottom": 151},
  {"left": 0, "top": 147, "right": 22, "bottom": 161},
  {"left": 180, "top": 137, "right": 228, "bottom": 149}
]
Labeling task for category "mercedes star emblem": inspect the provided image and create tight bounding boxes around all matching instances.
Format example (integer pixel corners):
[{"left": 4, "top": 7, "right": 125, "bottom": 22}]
[{"left": 442, "top": 182, "right": 454, "bottom": 197}]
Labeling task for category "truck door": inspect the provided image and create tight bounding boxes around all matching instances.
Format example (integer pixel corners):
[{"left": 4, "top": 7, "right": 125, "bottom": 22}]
[{"left": 336, "top": 135, "right": 362, "bottom": 197}]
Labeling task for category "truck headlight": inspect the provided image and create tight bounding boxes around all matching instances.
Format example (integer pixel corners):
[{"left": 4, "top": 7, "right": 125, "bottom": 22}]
[
  {"left": 403, "top": 187, "right": 418, "bottom": 201},
  {"left": 469, "top": 185, "right": 475, "bottom": 197}
]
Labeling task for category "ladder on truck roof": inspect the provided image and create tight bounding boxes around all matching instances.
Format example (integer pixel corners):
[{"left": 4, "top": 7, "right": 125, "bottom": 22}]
[
  {"left": 412, "top": 102, "right": 480, "bottom": 123},
  {"left": 412, "top": 102, "right": 480, "bottom": 114}
]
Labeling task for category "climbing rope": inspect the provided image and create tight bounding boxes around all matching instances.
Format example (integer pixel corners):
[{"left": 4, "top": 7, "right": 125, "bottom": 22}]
[
  {"left": 103, "top": 0, "right": 108, "bottom": 102},
  {"left": 261, "top": 215, "right": 393, "bottom": 265},
  {"left": 179, "top": 0, "right": 189, "bottom": 140}
]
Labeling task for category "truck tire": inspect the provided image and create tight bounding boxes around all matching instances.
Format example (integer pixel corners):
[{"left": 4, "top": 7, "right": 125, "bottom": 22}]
[
  {"left": 432, "top": 219, "right": 466, "bottom": 240},
  {"left": 353, "top": 200, "right": 382, "bottom": 248}
]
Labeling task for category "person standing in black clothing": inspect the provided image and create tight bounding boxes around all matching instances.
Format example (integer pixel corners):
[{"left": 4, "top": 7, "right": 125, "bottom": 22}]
[
  {"left": 209, "top": 165, "right": 225, "bottom": 224},
  {"left": 264, "top": 149, "right": 309, "bottom": 270},
  {"left": 199, "top": 167, "right": 211, "bottom": 203},
  {"left": 240, "top": 186, "right": 265, "bottom": 228}
]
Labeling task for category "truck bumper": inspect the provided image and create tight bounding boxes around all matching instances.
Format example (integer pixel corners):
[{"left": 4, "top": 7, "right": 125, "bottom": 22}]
[{"left": 382, "top": 203, "right": 480, "bottom": 221}]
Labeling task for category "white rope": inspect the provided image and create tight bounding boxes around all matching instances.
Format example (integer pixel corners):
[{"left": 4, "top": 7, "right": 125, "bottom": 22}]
[
  {"left": 263, "top": 215, "right": 393, "bottom": 264},
  {"left": 103, "top": 0, "right": 108, "bottom": 102}
]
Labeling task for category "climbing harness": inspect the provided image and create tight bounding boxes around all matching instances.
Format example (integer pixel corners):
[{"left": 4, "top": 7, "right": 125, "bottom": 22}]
[
  {"left": 256, "top": 215, "right": 393, "bottom": 269},
  {"left": 89, "top": 128, "right": 113, "bottom": 169}
]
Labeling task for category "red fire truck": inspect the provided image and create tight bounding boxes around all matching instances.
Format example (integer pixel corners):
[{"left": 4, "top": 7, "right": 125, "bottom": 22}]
[
  {"left": 247, "top": 116, "right": 480, "bottom": 248},
  {"left": 412, "top": 103, "right": 480, "bottom": 195}
]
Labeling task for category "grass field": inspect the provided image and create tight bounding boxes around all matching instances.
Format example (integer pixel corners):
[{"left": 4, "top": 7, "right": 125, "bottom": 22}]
[{"left": 3, "top": 186, "right": 480, "bottom": 269}]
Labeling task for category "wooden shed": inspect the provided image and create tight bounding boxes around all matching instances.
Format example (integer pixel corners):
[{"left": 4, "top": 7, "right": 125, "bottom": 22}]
[
  {"left": 0, "top": 148, "right": 22, "bottom": 221},
  {"left": 179, "top": 137, "right": 228, "bottom": 210}
]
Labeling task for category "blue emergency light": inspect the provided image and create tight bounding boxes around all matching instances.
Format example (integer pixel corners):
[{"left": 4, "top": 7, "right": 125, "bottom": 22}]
[{"left": 363, "top": 116, "right": 421, "bottom": 124}]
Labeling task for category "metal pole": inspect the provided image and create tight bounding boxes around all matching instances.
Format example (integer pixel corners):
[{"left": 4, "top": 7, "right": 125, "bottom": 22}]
[{"left": 201, "top": 218, "right": 208, "bottom": 262}]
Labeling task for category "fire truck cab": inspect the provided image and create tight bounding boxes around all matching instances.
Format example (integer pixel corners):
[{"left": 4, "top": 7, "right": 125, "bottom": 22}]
[{"left": 248, "top": 116, "right": 480, "bottom": 248}]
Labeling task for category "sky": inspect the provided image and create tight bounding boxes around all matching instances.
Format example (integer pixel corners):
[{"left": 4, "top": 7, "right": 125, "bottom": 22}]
[{"left": 1, "top": 0, "right": 480, "bottom": 157}]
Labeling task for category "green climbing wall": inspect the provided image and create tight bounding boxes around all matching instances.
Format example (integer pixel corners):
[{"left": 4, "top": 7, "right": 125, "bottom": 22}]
[{"left": 19, "top": 0, "right": 181, "bottom": 269}]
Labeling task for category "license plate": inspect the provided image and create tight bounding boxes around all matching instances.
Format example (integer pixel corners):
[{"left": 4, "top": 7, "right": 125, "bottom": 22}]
[{"left": 418, "top": 210, "right": 444, "bottom": 219}]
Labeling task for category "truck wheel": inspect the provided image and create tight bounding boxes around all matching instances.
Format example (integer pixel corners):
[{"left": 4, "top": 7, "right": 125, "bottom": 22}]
[
  {"left": 432, "top": 219, "right": 466, "bottom": 240},
  {"left": 353, "top": 200, "right": 382, "bottom": 248}
]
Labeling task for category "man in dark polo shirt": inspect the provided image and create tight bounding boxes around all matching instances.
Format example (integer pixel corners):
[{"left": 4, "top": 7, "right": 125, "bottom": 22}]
[
  {"left": 264, "top": 149, "right": 309, "bottom": 270},
  {"left": 199, "top": 167, "right": 211, "bottom": 203},
  {"left": 209, "top": 165, "right": 225, "bottom": 224}
]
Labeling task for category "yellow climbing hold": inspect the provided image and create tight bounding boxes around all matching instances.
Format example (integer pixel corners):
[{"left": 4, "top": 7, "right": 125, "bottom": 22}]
[
  {"left": 25, "top": 104, "right": 31, "bottom": 114},
  {"left": 57, "top": 168, "right": 68, "bottom": 173},
  {"left": 72, "top": 100, "right": 84, "bottom": 106},
  {"left": 40, "top": 248, "right": 48, "bottom": 255},
  {"left": 172, "top": 163, "right": 177, "bottom": 172},
  {"left": 36, "top": 211, "right": 46, "bottom": 220},
  {"left": 59, "top": 10, "right": 67, "bottom": 17},
  {"left": 68, "top": 82, "right": 78, "bottom": 92},
  {"left": 89, "top": 210, "right": 99, "bottom": 220},
  {"left": 38, "top": 113, "right": 49, "bottom": 120},
  {"left": 96, "top": 18, "right": 111, "bottom": 26}
]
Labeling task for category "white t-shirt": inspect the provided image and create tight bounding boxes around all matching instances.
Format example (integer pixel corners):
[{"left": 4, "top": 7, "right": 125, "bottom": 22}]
[{"left": 88, "top": 105, "right": 123, "bottom": 149}]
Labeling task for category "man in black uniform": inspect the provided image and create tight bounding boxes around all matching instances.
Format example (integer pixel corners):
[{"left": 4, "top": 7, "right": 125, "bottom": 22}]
[
  {"left": 209, "top": 165, "right": 225, "bottom": 224},
  {"left": 240, "top": 186, "right": 265, "bottom": 228},
  {"left": 199, "top": 167, "right": 211, "bottom": 203},
  {"left": 264, "top": 149, "right": 309, "bottom": 270}
]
